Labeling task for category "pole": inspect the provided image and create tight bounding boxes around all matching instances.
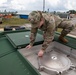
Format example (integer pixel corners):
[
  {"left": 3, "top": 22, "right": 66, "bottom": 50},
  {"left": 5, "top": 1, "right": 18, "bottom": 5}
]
[{"left": 43, "top": 0, "right": 45, "bottom": 12}]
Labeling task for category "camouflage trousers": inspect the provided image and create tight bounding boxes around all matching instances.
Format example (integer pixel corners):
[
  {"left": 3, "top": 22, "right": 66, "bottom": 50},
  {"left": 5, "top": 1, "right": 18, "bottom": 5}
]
[{"left": 58, "top": 20, "right": 75, "bottom": 35}]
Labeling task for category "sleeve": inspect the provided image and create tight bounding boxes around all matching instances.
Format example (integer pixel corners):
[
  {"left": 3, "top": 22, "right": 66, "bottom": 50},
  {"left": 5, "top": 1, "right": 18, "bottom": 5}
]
[
  {"left": 29, "top": 27, "right": 38, "bottom": 46},
  {"left": 42, "top": 24, "right": 55, "bottom": 51}
]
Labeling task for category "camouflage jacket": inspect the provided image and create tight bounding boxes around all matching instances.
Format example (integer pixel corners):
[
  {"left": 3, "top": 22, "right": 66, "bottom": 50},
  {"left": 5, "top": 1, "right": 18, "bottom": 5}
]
[{"left": 29, "top": 13, "right": 62, "bottom": 51}]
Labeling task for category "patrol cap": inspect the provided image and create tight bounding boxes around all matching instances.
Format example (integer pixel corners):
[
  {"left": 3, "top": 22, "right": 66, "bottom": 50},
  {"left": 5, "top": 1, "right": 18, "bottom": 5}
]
[{"left": 28, "top": 11, "right": 41, "bottom": 28}]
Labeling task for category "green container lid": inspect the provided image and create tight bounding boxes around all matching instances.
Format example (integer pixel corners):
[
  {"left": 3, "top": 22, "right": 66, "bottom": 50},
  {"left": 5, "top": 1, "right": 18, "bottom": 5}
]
[{"left": 6, "top": 31, "right": 43, "bottom": 48}]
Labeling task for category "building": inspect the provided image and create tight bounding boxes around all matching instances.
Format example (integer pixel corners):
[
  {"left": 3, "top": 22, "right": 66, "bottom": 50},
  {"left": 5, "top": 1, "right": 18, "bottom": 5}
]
[{"left": 16, "top": 10, "right": 31, "bottom": 19}]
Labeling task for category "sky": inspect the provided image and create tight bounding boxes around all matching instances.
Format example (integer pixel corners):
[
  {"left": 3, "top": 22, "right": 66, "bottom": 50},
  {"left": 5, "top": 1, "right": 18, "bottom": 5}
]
[{"left": 0, "top": 0, "right": 76, "bottom": 12}]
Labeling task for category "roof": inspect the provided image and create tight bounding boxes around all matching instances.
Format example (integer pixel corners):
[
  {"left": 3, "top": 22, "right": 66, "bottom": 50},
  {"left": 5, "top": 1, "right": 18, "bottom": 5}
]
[{"left": 17, "top": 10, "right": 31, "bottom": 15}]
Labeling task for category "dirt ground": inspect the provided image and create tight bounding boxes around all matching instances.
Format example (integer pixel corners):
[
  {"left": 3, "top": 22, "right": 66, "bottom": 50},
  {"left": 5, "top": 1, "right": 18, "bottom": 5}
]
[
  {"left": 70, "top": 28, "right": 76, "bottom": 35},
  {"left": 69, "top": 18, "right": 76, "bottom": 35},
  {"left": 0, "top": 28, "right": 4, "bottom": 31},
  {"left": 0, "top": 19, "right": 76, "bottom": 36}
]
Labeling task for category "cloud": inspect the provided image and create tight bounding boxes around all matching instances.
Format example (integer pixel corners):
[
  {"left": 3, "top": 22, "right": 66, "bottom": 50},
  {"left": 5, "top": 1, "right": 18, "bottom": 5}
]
[
  {"left": 46, "top": 0, "right": 76, "bottom": 11},
  {"left": 64, "top": 0, "right": 76, "bottom": 10},
  {"left": 0, "top": 0, "right": 7, "bottom": 4},
  {"left": 0, "top": 0, "right": 7, "bottom": 6},
  {"left": 0, "top": 0, "right": 76, "bottom": 12},
  {"left": 10, "top": 0, "right": 43, "bottom": 11}
]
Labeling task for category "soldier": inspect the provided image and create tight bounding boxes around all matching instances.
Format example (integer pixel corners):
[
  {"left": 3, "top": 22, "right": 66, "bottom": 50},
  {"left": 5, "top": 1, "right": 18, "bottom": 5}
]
[{"left": 26, "top": 11, "right": 75, "bottom": 57}]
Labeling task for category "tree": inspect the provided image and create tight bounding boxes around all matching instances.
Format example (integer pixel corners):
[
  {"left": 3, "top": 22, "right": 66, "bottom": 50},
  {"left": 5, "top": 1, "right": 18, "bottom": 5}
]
[{"left": 67, "top": 10, "right": 76, "bottom": 14}]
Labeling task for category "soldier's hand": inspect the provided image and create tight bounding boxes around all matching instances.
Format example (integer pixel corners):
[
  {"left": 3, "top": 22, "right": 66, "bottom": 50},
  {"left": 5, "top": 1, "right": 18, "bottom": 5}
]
[
  {"left": 26, "top": 45, "right": 32, "bottom": 49},
  {"left": 38, "top": 50, "right": 44, "bottom": 57}
]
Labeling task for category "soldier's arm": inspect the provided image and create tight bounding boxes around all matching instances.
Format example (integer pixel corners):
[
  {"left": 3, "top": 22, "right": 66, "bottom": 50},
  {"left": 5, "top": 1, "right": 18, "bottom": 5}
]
[
  {"left": 41, "top": 25, "right": 55, "bottom": 51},
  {"left": 29, "top": 27, "right": 38, "bottom": 46}
]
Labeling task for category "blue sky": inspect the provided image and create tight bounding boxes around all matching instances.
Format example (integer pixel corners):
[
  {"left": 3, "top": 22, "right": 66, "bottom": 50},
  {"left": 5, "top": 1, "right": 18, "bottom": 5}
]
[{"left": 0, "top": 0, "right": 76, "bottom": 12}]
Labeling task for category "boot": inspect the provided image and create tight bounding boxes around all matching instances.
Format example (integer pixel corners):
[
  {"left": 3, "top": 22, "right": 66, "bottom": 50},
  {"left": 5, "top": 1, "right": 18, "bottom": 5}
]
[{"left": 59, "top": 34, "right": 68, "bottom": 43}]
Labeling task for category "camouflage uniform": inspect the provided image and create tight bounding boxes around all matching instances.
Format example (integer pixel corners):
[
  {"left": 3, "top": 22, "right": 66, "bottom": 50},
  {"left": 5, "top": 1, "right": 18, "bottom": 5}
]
[
  {"left": 28, "top": 11, "right": 75, "bottom": 51},
  {"left": 58, "top": 20, "right": 75, "bottom": 36}
]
